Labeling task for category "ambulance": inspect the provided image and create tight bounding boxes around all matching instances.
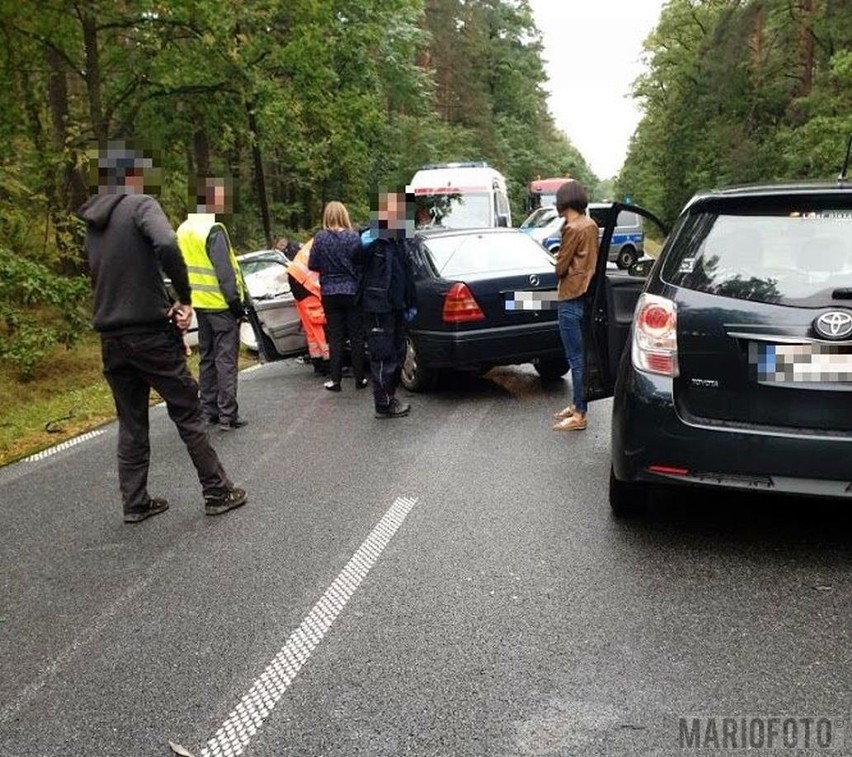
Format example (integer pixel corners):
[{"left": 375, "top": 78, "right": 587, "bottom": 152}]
[{"left": 407, "top": 162, "right": 512, "bottom": 229}]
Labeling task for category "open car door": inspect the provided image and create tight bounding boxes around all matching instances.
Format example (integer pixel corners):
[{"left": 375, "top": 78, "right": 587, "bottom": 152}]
[
  {"left": 585, "top": 203, "right": 669, "bottom": 401},
  {"left": 238, "top": 251, "right": 307, "bottom": 363}
]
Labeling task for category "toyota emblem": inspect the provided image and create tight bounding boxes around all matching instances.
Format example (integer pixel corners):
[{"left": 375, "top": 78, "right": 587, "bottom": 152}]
[
  {"left": 529, "top": 275, "right": 540, "bottom": 287},
  {"left": 814, "top": 310, "right": 852, "bottom": 340}
]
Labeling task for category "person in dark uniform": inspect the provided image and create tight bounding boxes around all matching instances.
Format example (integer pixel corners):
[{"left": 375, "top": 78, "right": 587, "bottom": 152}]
[
  {"left": 78, "top": 147, "right": 247, "bottom": 522},
  {"left": 357, "top": 190, "right": 418, "bottom": 418},
  {"left": 177, "top": 177, "right": 247, "bottom": 431}
]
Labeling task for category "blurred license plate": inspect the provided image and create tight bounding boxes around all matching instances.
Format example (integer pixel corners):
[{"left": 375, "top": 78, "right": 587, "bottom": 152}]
[
  {"left": 749, "top": 343, "right": 852, "bottom": 383},
  {"left": 505, "top": 290, "right": 558, "bottom": 311}
]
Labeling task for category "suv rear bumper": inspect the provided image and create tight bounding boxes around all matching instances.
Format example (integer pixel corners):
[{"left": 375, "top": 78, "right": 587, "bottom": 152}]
[{"left": 612, "top": 368, "right": 852, "bottom": 499}]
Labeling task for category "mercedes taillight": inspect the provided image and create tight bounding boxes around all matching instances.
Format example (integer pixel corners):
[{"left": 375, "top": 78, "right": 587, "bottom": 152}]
[
  {"left": 442, "top": 283, "right": 485, "bottom": 324},
  {"left": 632, "top": 293, "right": 679, "bottom": 376}
]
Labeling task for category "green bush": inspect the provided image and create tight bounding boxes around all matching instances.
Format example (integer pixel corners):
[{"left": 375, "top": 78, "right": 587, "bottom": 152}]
[{"left": 0, "top": 247, "right": 90, "bottom": 380}]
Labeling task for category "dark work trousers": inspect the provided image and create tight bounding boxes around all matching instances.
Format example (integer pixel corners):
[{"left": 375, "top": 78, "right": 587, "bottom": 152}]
[
  {"left": 196, "top": 309, "right": 240, "bottom": 424},
  {"left": 322, "top": 293, "right": 366, "bottom": 384},
  {"left": 101, "top": 330, "right": 233, "bottom": 514},
  {"left": 365, "top": 310, "right": 406, "bottom": 409}
]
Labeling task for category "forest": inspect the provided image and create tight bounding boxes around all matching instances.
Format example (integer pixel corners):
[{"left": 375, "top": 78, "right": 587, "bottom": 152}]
[
  {"left": 0, "top": 0, "right": 592, "bottom": 255},
  {"left": 0, "top": 0, "right": 594, "bottom": 374},
  {"left": 1, "top": 0, "right": 851, "bottom": 377},
  {"left": 618, "top": 0, "right": 852, "bottom": 225}
]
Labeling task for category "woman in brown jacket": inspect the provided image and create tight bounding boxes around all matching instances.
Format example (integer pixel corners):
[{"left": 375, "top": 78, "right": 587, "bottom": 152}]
[{"left": 552, "top": 180, "right": 599, "bottom": 431}]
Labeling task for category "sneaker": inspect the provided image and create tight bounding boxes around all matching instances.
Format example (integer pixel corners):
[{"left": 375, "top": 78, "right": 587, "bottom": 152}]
[
  {"left": 124, "top": 497, "right": 169, "bottom": 523},
  {"left": 355, "top": 377, "right": 369, "bottom": 389},
  {"left": 204, "top": 487, "right": 247, "bottom": 516},
  {"left": 324, "top": 380, "right": 342, "bottom": 392},
  {"left": 218, "top": 417, "right": 248, "bottom": 431},
  {"left": 374, "top": 399, "right": 411, "bottom": 419}
]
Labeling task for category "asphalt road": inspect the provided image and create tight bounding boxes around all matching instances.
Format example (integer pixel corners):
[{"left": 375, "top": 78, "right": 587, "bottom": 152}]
[{"left": 0, "top": 359, "right": 849, "bottom": 757}]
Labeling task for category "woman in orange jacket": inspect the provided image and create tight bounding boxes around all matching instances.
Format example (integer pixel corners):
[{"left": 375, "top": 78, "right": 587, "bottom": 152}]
[{"left": 286, "top": 238, "right": 330, "bottom": 374}]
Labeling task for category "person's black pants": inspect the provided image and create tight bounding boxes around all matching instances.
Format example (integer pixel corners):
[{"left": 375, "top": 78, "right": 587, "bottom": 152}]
[
  {"left": 365, "top": 310, "right": 406, "bottom": 409},
  {"left": 101, "top": 330, "right": 232, "bottom": 514},
  {"left": 197, "top": 310, "right": 240, "bottom": 424},
  {"left": 323, "top": 293, "right": 366, "bottom": 384}
]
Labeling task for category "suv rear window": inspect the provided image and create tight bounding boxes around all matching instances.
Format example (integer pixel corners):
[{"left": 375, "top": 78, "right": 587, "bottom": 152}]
[{"left": 662, "top": 203, "right": 852, "bottom": 306}]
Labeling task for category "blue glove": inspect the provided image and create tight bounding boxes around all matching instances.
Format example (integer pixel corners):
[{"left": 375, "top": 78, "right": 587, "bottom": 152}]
[{"left": 404, "top": 307, "right": 418, "bottom": 323}]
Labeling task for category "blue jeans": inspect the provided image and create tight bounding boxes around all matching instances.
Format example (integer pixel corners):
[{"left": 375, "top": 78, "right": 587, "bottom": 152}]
[{"left": 558, "top": 298, "right": 587, "bottom": 413}]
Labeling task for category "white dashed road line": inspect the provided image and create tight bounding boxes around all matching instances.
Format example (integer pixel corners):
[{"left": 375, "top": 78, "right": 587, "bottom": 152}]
[
  {"left": 22, "top": 429, "right": 108, "bottom": 463},
  {"left": 179, "top": 495, "right": 419, "bottom": 757}
]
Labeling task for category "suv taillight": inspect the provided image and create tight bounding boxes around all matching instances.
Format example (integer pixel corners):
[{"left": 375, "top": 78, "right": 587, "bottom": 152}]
[
  {"left": 631, "top": 293, "right": 679, "bottom": 376},
  {"left": 442, "top": 283, "right": 485, "bottom": 323}
]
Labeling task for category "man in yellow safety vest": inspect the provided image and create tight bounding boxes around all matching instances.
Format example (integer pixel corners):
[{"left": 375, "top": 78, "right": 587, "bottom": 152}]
[{"left": 177, "top": 177, "right": 247, "bottom": 431}]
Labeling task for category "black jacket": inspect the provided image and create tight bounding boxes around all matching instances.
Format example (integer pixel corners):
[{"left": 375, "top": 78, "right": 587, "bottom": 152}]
[
  {"left": 356, "top": 235, "right": 418, "bottom": 313},
  {"left": 78, "top": 193, "right": 190, "bottom": 334}
]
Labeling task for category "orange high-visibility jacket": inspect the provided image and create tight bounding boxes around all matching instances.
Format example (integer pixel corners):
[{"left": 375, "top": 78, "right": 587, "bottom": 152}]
[
  {"left": 287, "top": 239, "right": 325, "bottom": 325},
  {"left": 287, "top": 239, "right": 321, "bottom": 299}
]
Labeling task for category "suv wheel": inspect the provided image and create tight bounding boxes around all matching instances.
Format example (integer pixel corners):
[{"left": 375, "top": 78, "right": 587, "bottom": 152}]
[
  {"left": 609, "top": 467, "right": 649, "bottom": 518},
  {"left": 616, "top": 245, "right": 637, "bottom": 270},
  {"left": 401, "top": 336, "right": 436, "bottom": 392},
  {"left": 534, "top": 355, "right": 569, "bottom": 382}
]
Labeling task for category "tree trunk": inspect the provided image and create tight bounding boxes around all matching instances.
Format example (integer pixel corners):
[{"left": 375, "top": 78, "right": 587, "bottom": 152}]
[
  {"left": 798, "top": 0, "right": 815, "bottom": 96},
  {"left": 194, "top": 127, "right": 210, "bottom": 179},
  {"left": 246, "top": 100, "right": 272, "bottom": 248},
  {"left": 46, "top": 46, "right": 87, "bottom": 272},
  {"left": 79, "top": 6, "right": 107, "bottom": 141}
]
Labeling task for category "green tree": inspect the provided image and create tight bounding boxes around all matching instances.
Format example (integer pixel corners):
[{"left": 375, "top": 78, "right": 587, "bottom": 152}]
[{"left": 620, "top": 0, "right": 852, "bottom": 224}]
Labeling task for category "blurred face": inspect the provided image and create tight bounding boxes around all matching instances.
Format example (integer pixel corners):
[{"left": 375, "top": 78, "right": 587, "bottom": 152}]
[
  {"left": 378, "top": 192, "right": 406, "bottom": 230},
  {"left": 207, "top": 182, "right": 227, "bottom": 214},
  {"left": 124, "top": 169, "right": 145, "bottom": 194}
]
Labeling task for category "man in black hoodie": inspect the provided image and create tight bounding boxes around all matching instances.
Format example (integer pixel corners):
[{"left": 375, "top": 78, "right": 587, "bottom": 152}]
[{"left": 78, "top": 147, "right": 247, "bottom": 522}]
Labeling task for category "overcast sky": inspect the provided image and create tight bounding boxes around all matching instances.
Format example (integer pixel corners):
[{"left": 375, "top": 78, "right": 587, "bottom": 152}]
[{"left": 528, "top": 0, "right": 665, "bottom": 179}]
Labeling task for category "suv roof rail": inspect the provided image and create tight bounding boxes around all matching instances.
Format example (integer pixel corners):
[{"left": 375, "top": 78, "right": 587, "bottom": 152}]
[
  {"left": 839, "top": 134, "right": 851, "bottom": 183},
  {"left": 420, "top": 161, "right": 490, "bottom": 170}
]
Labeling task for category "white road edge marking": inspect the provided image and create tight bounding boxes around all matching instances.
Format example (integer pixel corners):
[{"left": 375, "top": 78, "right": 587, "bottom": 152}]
[
  {"left": 195, "top": 495, "right": 418, "bottom": 757},
  {"left": 20, "top": 363, "right": 266, "bottom": 465},
  {"left": 22, "top": 429, "right": 107, "bottom": 463}
]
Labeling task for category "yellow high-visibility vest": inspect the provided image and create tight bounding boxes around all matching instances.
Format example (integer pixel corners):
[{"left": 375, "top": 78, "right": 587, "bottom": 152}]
[{"left": 176, "top": 214, "right": 245, "bottom": 310}]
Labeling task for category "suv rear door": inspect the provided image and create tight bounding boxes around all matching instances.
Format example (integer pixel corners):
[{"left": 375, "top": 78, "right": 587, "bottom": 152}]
[{"left": 585, "top": 203, "right": 669, "bottom": 401}]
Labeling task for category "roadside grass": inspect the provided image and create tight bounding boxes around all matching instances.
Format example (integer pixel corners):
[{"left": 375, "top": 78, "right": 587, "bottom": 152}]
[{"left": 0, "top": 334, "right": 258, "bottom": 467}]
